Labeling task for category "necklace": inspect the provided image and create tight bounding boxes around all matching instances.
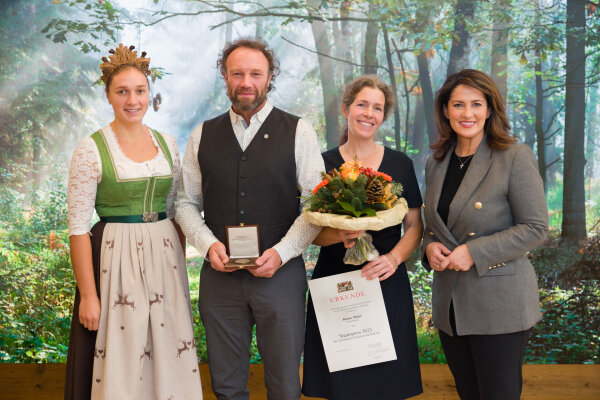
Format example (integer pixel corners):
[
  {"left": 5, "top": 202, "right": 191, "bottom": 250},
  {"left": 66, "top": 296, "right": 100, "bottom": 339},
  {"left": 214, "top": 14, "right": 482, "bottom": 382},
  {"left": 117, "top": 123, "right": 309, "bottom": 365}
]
[
  {"left": 342, "top": 143, "right": 379, "bottom": 163},
  {"left": 456, "top": 153, "right": 474, "bottom": 169}
]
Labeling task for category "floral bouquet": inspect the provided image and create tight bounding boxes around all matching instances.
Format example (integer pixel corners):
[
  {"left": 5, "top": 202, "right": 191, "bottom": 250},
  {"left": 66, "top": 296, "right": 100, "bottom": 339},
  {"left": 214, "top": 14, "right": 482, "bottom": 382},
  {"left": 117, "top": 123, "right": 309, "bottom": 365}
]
[{"left": 304, "top": 159, "right": 408, "bottom": 265}]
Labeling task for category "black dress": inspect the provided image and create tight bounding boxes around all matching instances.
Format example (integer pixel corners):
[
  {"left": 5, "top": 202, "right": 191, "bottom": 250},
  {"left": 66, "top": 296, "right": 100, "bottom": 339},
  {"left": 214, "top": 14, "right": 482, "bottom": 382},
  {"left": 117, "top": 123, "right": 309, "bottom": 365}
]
[{"left": 302, "top": 147, "right": 424, "bottom": 400}]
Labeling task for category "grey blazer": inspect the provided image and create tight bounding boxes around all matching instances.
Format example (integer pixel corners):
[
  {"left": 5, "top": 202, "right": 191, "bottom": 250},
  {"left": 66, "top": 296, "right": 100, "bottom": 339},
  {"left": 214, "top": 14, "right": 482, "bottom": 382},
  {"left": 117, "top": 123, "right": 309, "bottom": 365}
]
[{"left": 421, "top": 138, "right": 549, "bottom": 336}]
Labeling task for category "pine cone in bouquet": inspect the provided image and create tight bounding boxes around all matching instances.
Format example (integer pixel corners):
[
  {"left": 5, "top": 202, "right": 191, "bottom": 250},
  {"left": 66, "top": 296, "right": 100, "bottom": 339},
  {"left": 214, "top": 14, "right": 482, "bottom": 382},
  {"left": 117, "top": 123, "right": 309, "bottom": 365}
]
[{"left": 366, "top": 178, "right": 384, "bottom": 203}]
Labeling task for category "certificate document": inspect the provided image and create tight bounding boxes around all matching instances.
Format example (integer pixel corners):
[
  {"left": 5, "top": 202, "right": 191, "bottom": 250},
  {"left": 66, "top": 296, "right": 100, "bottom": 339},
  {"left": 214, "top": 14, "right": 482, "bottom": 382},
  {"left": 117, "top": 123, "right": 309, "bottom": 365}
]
[{"left": 308, "top": 269, "right": 397, "bottom": 372}]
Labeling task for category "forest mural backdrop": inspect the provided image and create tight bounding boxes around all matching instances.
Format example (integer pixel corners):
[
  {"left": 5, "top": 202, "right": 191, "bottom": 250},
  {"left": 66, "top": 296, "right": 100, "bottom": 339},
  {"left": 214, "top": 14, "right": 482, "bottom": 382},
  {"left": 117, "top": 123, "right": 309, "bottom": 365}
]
[{"left": 0, "top": 0, "right": 598, "bottom": 364}]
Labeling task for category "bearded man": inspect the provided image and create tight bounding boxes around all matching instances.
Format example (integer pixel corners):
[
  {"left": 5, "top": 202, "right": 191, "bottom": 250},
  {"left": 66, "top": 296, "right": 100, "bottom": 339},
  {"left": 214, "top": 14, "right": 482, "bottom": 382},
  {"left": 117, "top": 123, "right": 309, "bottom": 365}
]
[{"left": 176, "top": 38, "right": 324, "bottom": 400}]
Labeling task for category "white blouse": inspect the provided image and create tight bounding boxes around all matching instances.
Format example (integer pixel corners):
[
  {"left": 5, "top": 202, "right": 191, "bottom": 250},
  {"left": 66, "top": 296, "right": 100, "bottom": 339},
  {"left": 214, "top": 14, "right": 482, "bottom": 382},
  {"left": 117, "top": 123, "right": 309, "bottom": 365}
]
[{"left": 68, "top": 125, "right": 180, "bottom": 236}]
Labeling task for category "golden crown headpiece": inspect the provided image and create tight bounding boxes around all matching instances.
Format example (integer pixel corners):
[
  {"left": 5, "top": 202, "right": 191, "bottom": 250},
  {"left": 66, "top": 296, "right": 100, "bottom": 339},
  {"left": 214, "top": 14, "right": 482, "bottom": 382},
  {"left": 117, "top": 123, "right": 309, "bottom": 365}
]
[{"left": 100, "top": 43, "right": 150, "bottom": 85}]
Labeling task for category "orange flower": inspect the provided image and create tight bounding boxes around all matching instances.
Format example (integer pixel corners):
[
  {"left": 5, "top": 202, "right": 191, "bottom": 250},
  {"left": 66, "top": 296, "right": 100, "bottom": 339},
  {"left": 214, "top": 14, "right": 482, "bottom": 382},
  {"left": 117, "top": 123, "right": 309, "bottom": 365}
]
[
  {"left": 313, "top": 179, "right": 330, "bottom": 194},
  {"left": 342, "top": 169, "right": 361, "bottom": 180},
  {"left": 376, "top": 171, "right": 392, "bottom": 182},
  {"left": 340, "top": 160, "right": 362, "bottom": 180},
  {"left": 340, "top": 159, "right": 359, "bottom": 171}
]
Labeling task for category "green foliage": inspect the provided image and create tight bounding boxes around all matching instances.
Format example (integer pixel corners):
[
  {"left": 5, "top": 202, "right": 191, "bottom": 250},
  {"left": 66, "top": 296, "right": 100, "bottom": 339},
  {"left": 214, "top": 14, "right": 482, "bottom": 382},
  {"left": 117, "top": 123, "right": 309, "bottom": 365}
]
[
  {"left": 526, "top": 234, "right": 600, "bottom": 364},
  {"left": 416, "top": 327, "right": 446, "bottom": 364},
  {"left": 0, "top": 174, "right": 73, "bottom": 363},
  {"left": 390, "top": 182, "right": 404, "bottom": 198},
  {"left": 0, "top": 170, "right": 68, "bottom": 248},
  {"left": 0, "top": 246, "right": 73, "bottom": 363},
  {"left": 527, "top": 285, "right": 600, "bottom": 364},
  {"left": 408, "top": 263, "right": 433, "bottom": 329},
  {"left": 407, "top": 261, "right": 447, "bottom": 363},
  {"left": 43, "top": 1, "right": 121, "bottom": 52},
  {"left": 185, "top": 258, "right": 207, "bottom": 362}
]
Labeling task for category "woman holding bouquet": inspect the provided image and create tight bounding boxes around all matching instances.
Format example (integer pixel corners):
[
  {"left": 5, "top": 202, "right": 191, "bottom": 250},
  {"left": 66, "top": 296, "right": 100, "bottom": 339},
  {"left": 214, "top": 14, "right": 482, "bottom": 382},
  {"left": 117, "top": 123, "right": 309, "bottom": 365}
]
[
  {"left": 422, "top": 69, "right": 548, "bottom": 399},
  {"left": 302, "top": 75, "right": 424, "bottom": 399},
  {"left": 64, "top": 44, "right": 202, "bottom": 399}
]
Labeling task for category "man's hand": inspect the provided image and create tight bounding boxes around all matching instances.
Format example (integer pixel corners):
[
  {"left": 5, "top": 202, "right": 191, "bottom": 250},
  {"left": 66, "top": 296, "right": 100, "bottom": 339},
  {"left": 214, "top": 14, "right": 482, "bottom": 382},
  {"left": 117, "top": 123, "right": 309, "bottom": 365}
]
[
  {"left": 251, "top": 248, "right": 282, "bottom": 278},
  {"left": 208, "top": 242, "right": 229, "bottom": 272}
]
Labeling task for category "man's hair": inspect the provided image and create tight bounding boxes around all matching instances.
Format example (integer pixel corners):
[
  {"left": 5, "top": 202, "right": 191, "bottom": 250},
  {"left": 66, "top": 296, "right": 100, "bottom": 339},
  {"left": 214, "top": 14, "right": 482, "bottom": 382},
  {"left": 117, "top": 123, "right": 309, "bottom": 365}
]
[{"left": 217, "top": 38, "right": 280, "bottom": 92}]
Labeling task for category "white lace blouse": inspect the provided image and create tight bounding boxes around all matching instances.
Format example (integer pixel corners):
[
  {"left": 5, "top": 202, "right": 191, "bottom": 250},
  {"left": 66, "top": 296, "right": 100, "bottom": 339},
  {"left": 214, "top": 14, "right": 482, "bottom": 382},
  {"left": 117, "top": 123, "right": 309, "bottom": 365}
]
[{"left": 68, "top": 125, "right": 180, "bottom": 236}]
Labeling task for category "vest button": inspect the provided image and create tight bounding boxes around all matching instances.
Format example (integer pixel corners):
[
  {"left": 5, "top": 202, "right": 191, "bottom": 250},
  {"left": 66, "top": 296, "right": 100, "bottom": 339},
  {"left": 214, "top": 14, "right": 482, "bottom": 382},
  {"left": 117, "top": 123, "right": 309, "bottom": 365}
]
[
  {"left": 240, "top": 173, "right": 246, "bottom": 178},
  {"left": 240, "top": 210, "right": 245, "bottom": 215},
  {"left": 240, "top": 191, "right": 246, "bottom": 197},
  {"left": 241, "top": 155, "right": 247, "bottom": 161}
]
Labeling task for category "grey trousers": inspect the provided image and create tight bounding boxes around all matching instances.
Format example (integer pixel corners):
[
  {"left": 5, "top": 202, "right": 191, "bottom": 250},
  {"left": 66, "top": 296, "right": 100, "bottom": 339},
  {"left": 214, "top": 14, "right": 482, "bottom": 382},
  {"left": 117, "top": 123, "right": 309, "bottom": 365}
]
[{"left": 199, "top": 257, "right": 307, "bottom": 400}]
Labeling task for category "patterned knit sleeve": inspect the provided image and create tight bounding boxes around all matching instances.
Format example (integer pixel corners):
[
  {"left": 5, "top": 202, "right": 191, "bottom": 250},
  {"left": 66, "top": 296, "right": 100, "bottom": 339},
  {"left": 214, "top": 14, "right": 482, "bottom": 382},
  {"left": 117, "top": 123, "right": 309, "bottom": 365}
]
[{"left": 272, "top": 117, "right": 325, "bottom": 264}]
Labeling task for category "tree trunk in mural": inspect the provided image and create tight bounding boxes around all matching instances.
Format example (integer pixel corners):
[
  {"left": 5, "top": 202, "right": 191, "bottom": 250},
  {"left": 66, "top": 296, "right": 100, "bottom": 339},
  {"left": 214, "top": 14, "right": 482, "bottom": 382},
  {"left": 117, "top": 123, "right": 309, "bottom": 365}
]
[
  {"left": 255, "top": 17, "right": 263, "bottom": 39},
  {"left": 491, "top": 0, "right": 510, "bottom": 102},
  {"left": 412, "top": 99, "right": 427, "bottom": 180},
  {"left": 363, "top": 2, "right": 379, "bottom": 75},
  {"left": 446, "top": 0, "right": 476, "bottom": 76},
  {"left": 562, "top": 0, "right": 587, "bottom": 243},
  {"left": 339, "top": 0, "right": 354, "bottom": 84},
  {"left": 309, "top": 0, "right": 340, "bottom": 149},
  {"left": 585, "top": 85, "right": 597, "bottom": 199},
  {"left": 382, "top": 26, "right": 400, "bottom": 148},
  {"left": 225, "top": 11, "right": 232, "bottom": 42},
  {"left": 416, "top": 48, "right": 436, "bottom": 146},
  {"left": 534, "top": 49, "right": 547, "bottom": 192}
]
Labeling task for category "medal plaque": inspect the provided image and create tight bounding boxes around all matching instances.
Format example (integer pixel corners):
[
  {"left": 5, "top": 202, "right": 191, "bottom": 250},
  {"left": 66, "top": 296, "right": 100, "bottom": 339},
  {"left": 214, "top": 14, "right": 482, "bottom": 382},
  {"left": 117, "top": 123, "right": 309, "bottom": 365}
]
[{"left": 224, "top": 224, "right": 260, "bottom": 270}]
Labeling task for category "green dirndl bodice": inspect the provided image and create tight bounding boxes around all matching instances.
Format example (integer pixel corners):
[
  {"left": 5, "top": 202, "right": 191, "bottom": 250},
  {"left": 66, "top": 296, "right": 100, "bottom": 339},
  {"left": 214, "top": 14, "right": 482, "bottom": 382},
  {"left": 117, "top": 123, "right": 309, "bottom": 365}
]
[{"left": 90, "top": 129, "right": 173, "bottom": 223}]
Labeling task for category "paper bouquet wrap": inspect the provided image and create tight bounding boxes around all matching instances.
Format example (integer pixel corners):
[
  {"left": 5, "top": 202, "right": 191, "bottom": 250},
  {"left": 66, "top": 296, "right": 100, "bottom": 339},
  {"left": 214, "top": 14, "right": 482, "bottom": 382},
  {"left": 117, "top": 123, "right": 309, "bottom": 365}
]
[
  {"left": 304, "top": 199, "right": 408, "bottom": 231},
  {"left": 305, "top": 159, "right": 408, "bottom": 264}
]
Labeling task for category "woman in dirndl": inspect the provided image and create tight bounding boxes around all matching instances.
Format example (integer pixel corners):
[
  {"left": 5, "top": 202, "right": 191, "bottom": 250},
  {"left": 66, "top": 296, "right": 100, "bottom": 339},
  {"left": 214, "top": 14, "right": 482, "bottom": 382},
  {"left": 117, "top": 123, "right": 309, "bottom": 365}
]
[{"left": 64, "top": 44, "right": 202, "bottom": 400}]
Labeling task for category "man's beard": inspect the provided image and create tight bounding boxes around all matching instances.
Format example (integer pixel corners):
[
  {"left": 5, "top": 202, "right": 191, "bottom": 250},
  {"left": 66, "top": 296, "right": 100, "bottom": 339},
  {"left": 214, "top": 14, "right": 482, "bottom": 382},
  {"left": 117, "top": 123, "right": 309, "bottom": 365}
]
[{"left": 227, "top": 85, "right": 268, "bottom": 112}]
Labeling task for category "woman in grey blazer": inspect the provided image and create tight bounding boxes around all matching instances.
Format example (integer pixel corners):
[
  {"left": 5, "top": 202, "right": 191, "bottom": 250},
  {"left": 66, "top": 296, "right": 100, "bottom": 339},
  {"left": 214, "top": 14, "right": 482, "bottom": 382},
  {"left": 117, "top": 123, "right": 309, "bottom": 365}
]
[{"left": 422, "top": 69, "right": 549, "bottom": 400}]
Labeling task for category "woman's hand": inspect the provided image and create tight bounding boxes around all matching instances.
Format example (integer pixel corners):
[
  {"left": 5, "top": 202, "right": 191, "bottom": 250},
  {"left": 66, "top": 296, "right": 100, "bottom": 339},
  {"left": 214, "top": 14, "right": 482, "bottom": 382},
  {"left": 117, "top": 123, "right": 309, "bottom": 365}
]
[
  {"left": 446, "top": 244, "right": 474, "bottom": 271},
  {"left": 426, "top": 242, "right": 451, "bottom": 272},
  {"left": 79, "top": 293, "right": 101, "bottom": 331},
  {"left": 70, "top": 233, "right": 100, "bottom": 330},
  {"left": 361, "top": 253, "right": 399, "bottom": 281},
  {"left": 336, "top": 229, "right": 365, "bottom": 248}
]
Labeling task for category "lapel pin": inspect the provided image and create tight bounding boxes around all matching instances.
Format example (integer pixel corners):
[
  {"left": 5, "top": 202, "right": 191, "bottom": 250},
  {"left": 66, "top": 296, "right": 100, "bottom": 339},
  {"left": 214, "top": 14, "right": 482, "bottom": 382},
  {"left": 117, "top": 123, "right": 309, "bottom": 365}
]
[
  {"left": 474, "top": 201, "right": 483, "bottom": 209},
  {"left": 264, "top": 133, "right": 269, "bottom": 139}
]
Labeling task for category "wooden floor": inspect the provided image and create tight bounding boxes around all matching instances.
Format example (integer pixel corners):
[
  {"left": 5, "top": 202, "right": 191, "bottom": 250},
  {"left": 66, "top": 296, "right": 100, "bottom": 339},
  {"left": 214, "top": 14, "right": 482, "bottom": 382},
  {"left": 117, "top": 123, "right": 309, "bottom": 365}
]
[{"left": 0, "top": 363, "right": 598, "bottom": 399}]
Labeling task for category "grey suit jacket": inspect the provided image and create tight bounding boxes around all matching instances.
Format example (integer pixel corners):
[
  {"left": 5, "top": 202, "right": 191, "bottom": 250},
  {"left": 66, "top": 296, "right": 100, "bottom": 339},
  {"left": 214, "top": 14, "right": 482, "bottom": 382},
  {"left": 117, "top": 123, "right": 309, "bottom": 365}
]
[{"left": 421, "top": 138, "right": 548, "bottom": 336}]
